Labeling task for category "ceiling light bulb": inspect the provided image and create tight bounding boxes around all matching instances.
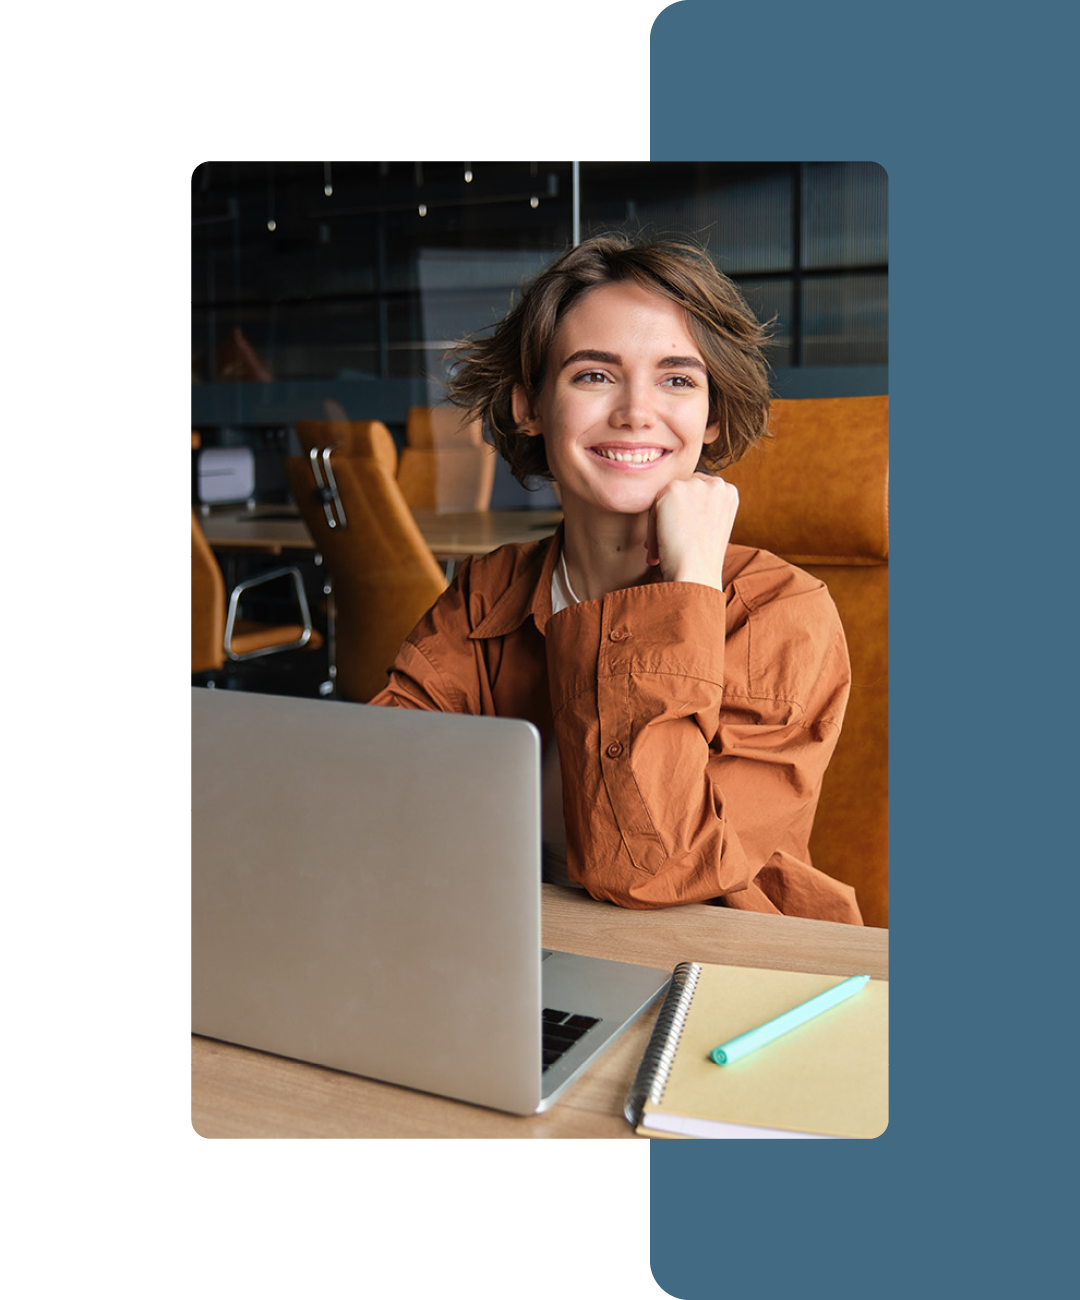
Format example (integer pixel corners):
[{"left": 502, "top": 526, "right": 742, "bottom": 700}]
[
  {"left": 418, "top": 203, "right": 428, "bottom": 216},
  {"left": 464, "top": 168, "right": 473, "bottom": 183},
  {"left": 267, "top": 218, "right": 277, "bottom": 231},
  {"left": 530, "top": 196, "right": 539, "bottom": 209},
  {"left": 324, "top": 183, "right": 333, "bottom": 196}
]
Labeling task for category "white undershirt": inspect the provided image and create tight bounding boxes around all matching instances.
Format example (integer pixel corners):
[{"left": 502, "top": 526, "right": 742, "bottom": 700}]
[{"left": 541, "top": 548, "right": 583, "bottom": 888}]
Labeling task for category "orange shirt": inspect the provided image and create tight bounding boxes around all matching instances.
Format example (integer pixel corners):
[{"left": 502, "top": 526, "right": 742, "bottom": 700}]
[{"left": 371, "top": 528, "right": 861, "bottom": 924}]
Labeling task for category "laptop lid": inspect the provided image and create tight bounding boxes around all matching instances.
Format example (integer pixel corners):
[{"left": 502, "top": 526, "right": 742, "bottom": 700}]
[{"left": 191, "top": 688, "right": 668, "bottom": 1116}]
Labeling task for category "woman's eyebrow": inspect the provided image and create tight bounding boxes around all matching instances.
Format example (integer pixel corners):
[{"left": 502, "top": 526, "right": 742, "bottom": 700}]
[
  {"left": 658, "top": 355, "right": 708, "bottom": 373},
  {"left": 558, "top": 349, "right": 708, "bottom": 373},
  {"left": 559, "top": 349, "right": 621, "bottom": 370}
]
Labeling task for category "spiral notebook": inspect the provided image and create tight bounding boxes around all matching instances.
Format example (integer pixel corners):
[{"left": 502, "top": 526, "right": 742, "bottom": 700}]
[{"left": 624, "top": 962, "right": 888, "bottom": 1139}]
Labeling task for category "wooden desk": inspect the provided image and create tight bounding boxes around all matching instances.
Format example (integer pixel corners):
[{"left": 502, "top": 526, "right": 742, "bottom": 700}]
[
  {"left": 199, "top": 506, "right": 562, "bottom": 561},
  {"left": 411, "top": 508, "right": 561, "bottom": 561},
  {"left": 192, "top": 885, "right": 888, "bottom": 1139},
  {"left": 198, "top": 506, "right": 312, "bottom": 555}
]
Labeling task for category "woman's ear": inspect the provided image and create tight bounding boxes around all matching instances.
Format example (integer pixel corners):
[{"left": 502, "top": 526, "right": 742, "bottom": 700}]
[
  {"left": 511, "top": 384, "right": 542, "bottom": 437},
  {"left": 702, "top": 418, "right": 721, "bottom": 445}
]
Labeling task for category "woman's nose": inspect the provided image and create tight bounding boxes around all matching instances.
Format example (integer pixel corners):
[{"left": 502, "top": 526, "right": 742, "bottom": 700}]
[{"left": 610, "top": 380, "right": 656, "bottom": 429}]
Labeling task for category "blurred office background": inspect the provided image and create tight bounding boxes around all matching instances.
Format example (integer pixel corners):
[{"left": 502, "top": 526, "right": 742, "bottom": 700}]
[
  {"left": 192, "top": 160, "right": 887, "bottom": 698},
  {"left": 192, "top": 160, "right": 886, "bottom": 504}
]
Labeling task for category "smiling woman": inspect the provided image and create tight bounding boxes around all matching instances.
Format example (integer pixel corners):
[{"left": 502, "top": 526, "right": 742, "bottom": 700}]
[
  {"left": 509, "top": 281, "right": 728, "bottom": 597},
  {"left": 370, "top": 234, "right": 862, "bottom": 925},
  {"left": 447, "top": 235, "right": 772, "bottom": 483}
]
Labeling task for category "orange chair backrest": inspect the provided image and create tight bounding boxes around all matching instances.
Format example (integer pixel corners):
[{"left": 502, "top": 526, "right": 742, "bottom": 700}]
[
  {"left": 191, "top": 511, "right": 226, "bottom": 673},
  {"left": 400, "top": 407, "right": 495, "bottom": 510},
  {"left": 286, "top": 452, "right": 447, "bottom": 703},
  {"left": 406, "top": 405, "right": 485, "bottom": 449},
  {"left": 294, "top": 419, "right": 399, "bottom": 477},
  {"left": 724, "top": 395, "right": 889, "bottom": 927}
]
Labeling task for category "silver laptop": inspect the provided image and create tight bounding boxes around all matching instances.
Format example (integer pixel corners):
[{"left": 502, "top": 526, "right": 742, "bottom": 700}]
[{"left": 191, "top": 687, "right": 670, "bottom": 1115}]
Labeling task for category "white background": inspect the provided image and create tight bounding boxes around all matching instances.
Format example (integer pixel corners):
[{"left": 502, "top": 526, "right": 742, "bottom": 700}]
[{"left": 6, "top": 3, "right": 678, "bottom": 1297}]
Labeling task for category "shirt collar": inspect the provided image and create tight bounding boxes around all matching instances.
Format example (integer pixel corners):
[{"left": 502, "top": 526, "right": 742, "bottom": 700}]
[{"left": 469, "top": 525, "right": 563, "bottom": 640}]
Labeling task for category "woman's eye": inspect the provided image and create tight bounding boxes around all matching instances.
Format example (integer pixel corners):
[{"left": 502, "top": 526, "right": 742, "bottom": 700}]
[
  {"left": 663, "top": 374, "right": 697, "bottom": 388},
  {"left": 573, "top": 370, "right": 610, "bottom": 384}
]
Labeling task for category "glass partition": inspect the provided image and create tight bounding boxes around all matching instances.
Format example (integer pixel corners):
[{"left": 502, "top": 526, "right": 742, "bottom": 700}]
[{"left": 192, "top": 160, "right": 887, "bottom": 504}]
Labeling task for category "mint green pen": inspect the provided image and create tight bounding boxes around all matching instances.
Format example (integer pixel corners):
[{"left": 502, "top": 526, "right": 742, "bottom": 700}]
[{"left": 709, "top": 974, "right": 870, "bottom": 1065}]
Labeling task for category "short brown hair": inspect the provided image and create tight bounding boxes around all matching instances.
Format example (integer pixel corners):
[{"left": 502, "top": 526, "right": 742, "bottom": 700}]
[{"left": 444, "top": 234, "right": 772, "bottom": 486}]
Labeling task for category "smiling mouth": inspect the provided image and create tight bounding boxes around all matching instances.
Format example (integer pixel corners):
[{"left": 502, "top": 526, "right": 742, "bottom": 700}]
[{"left": 589, "top": 447, "right": 669, "bottom": 465}]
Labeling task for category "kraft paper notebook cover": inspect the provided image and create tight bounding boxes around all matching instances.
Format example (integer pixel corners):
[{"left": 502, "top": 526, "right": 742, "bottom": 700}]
[{"left": 624, "top": 963, "right": 888, "bottom": 1139}]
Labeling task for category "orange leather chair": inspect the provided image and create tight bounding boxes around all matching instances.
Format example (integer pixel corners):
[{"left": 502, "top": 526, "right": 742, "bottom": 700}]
[
  {"left": 285, "top": 448, "right": 447, "bottom": 703},
  {"left": 723, "top": 396, "right": 889, "bottom": 928},
  {"left": 191, "top": 511, "right": 321, "bottom": 675},
  {"left": 294, "top": 419, "right": 399, "bottom": 477},
  {"left": 398, "top": 406, "right": 496, "bottom": 512}
]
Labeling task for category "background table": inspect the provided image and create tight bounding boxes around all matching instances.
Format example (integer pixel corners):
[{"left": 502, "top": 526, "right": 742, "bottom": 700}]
[
  {"left": 200, "top": 505, "right": 562, "bottom": 562},
  {"left": 192, "top": 884, "right": 888, "bottom": 1139}
]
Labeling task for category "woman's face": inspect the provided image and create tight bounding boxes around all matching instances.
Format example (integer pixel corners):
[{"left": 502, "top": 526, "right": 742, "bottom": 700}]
[{"left": 515, "top": 281, "right": 719, "bottom": 521}]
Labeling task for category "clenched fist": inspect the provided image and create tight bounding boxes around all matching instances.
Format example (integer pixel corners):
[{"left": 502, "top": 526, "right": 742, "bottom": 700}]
[{"left": 646, "top": 473, "right": 739, "bottom": 591}]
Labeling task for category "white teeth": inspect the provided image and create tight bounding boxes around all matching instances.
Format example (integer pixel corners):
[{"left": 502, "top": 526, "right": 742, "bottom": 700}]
[{"left": 594, "top": 448, "right": 663, "bottom": 463}]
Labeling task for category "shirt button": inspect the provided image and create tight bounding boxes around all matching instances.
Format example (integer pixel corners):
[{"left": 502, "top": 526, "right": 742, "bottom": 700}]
[
  {"left": 606, "top": 741, "right": 624, "bottom": 758},
  {"left": 609, "top": 628, "right": 629, "bottom": 641}
]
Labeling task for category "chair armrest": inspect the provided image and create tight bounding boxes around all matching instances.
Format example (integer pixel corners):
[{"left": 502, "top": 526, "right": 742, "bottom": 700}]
[{"left": 224, "top": 565, "right": 315, "bottom": 660}]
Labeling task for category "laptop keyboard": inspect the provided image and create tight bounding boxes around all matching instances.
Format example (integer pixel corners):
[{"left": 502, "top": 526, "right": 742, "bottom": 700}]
[{"left": 542, "top": 1008, "right": 600, "bottom": 1071}]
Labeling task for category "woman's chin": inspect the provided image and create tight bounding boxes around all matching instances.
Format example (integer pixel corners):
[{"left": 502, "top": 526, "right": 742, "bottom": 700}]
[{"left": 557, "top": 477, "right": 659, "bottom": 518}]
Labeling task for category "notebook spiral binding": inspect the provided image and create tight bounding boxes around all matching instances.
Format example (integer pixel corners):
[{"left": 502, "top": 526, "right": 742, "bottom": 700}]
[{"left": 623, "top": 961, "right": 702, "bottom": 1128}]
